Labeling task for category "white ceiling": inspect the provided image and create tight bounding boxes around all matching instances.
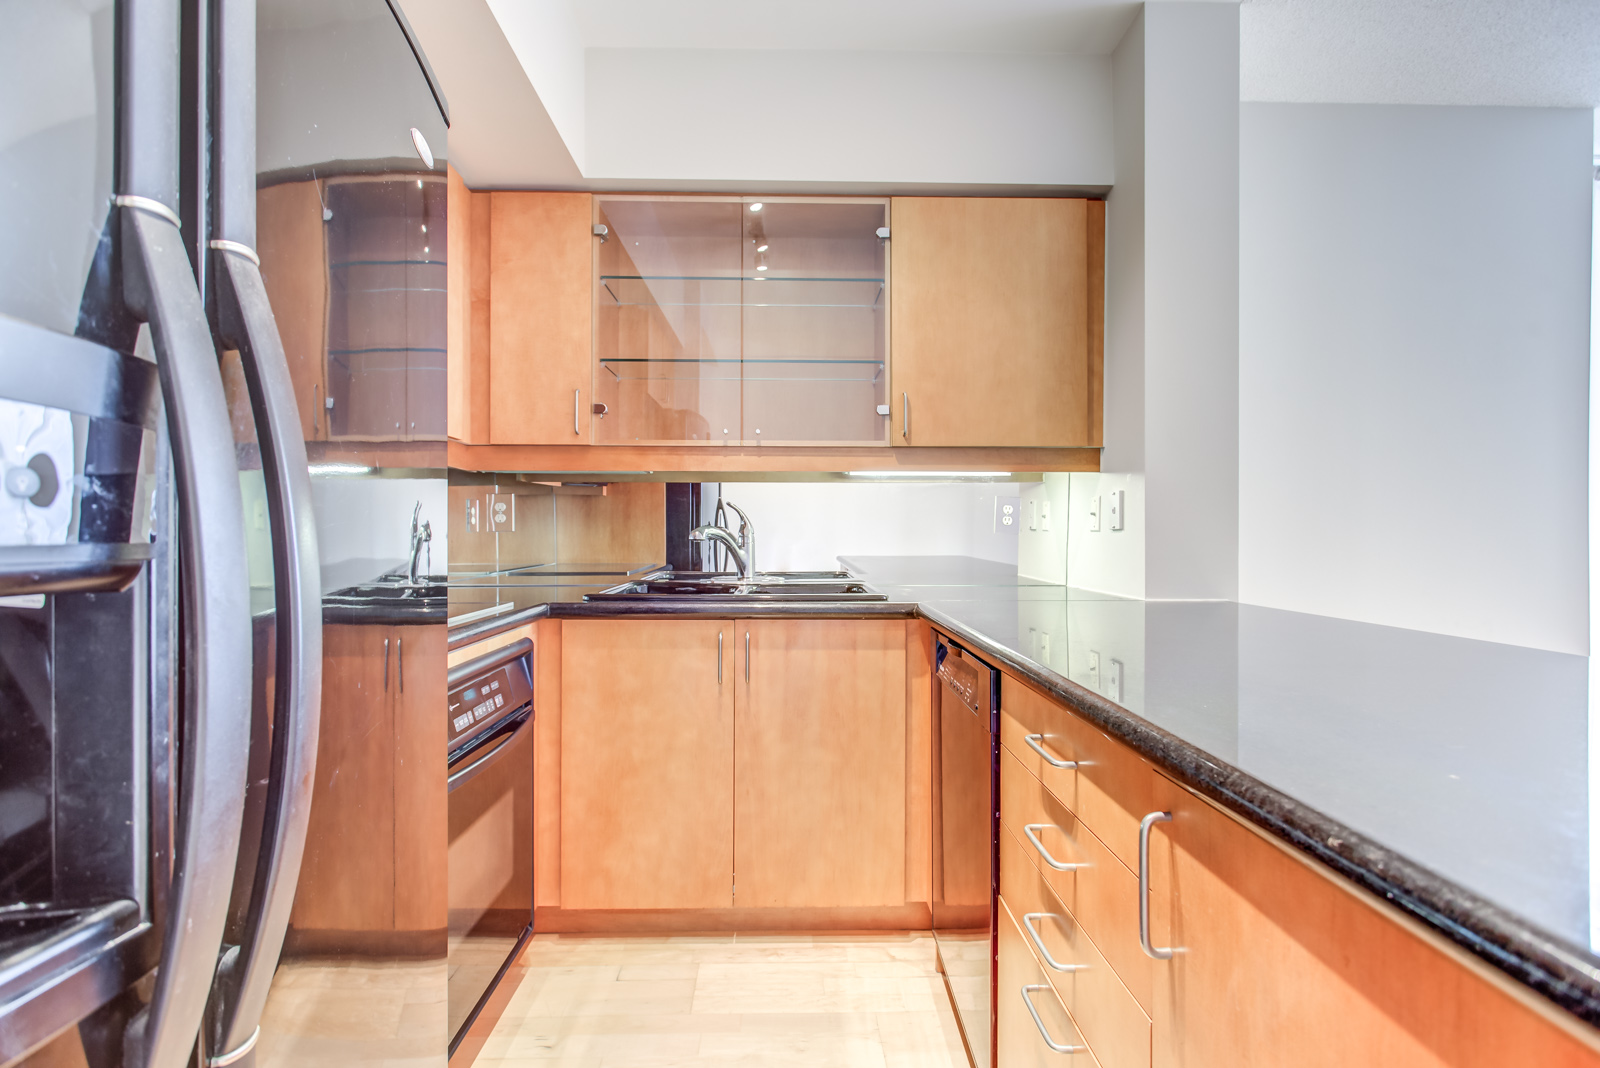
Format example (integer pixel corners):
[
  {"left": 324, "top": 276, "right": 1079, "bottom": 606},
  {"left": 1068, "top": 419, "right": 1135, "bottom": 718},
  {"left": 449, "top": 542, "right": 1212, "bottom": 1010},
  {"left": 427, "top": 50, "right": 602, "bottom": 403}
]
[
  {"left": 1241, "top": 0, "right": 1600, "bottom": 110},
  {"left": 567, "top": 0, "right": 1145, "bottom": 55}
]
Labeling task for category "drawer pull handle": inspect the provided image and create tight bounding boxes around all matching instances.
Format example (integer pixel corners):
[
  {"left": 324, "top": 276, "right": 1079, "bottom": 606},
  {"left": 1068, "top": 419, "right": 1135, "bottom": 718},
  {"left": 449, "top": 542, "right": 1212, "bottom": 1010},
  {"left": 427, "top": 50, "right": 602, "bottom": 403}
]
[
  {"left": 1022, "top": 913, "right": 1089, "bottom": 973},
  {"left": 1024, "top": 824, "right": 1089, "bottom": 872},
  {"left": 1021, "top": 984, "right": 1087, "bottom": 1054},
  {"left": 1025, "top": 733, "right": 1078, "bottom": 769},
  {"left": 1140, "top": 811, "right": 1175, "bottom": 960}
]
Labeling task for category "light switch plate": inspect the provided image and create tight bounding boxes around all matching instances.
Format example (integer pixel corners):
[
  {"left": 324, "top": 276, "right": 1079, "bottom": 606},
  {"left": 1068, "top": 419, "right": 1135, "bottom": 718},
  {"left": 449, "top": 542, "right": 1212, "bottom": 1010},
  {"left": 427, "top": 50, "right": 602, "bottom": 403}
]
[
  {"left": 1108, "top": 489, "right": 1124, "bottom": 531},
  {"left": 1087, "top": 649, "right": 1101, "bottom": 690},
  {"left": 1039, "top": 500, "right": 1050, "bottom": 532},
  {"left": 1088, "top": 495, "right": 1101, "bottom": 532},
  {"left": 1107, "top": 658, "right": 1124, "bottom": 702}
]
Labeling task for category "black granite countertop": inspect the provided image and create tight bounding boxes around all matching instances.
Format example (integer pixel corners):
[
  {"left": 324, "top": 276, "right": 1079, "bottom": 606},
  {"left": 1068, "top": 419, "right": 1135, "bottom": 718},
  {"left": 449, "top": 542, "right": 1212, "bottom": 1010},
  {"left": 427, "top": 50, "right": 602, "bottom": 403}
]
[{"left": 443, "top": 553, "right": 1600, "bottom": 1024}]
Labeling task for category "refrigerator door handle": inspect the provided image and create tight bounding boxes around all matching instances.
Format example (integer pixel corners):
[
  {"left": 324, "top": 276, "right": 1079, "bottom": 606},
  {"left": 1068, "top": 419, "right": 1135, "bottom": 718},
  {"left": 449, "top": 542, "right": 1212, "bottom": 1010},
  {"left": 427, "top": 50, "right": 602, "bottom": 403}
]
[
  {"left": 201, "top": 0, "right": 325, "bottom": 1059},
  {"left": 118, "top": 202, "right": 253, "bottom": 1068},
  {"left": 206, "top": 246, "right": 324, "bottom": 1067}
]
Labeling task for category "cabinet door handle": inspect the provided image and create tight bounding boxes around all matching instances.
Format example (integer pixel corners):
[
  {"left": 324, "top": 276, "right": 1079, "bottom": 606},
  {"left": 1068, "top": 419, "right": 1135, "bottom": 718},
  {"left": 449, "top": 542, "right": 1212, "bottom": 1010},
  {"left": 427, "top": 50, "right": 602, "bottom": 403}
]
[
  {"left": 1025, "top": 733, "right": 1078, "bottom": 770},
  {"left": 312, "top": 382, "right": 319, "bottom": 434},
  {"left": 902, "top": 392, "right": 910, "bottom": 440},
  {"left": 1022, "top": 913, "right": 1089, "bottom": 973},
  {"left": 744, "top": 631, "right": 750, "bottom": 682},
  {"left": 1020, "top": 985, "right": 1086, "bottom": 1054},
  {"left": 398, "top": 636, "right": 403, "bottom": 693},
  {"left": 1024, "top": 824, "right": 1088, "bottom": 872},
  {"left": 383, "top": 637, "right": 390, "bottom": 692},
  {"left": 1140, "top": 811, "right": 1175, "bottom": 960},
  {"left": 717, "top": 631, "right": 723, "bottom": 684},
  {"left": 574, "top": 388, "right": 581, "bottom": 436}
]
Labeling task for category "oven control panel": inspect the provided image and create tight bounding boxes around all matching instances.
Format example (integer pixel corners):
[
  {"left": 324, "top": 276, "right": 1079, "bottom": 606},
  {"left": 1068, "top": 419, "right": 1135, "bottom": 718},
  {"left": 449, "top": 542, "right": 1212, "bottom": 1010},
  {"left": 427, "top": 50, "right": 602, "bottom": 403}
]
[{"left": 447, "top": 650, "right": 533, "bottom": 752}]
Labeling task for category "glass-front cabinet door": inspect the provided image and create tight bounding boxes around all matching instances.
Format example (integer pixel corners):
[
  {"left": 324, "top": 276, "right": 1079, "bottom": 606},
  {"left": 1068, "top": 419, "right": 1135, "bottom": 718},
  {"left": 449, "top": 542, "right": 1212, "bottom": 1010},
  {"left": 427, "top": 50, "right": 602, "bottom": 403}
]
[{"left": 594, "top": 196, "right": 889, "bottom": 446}]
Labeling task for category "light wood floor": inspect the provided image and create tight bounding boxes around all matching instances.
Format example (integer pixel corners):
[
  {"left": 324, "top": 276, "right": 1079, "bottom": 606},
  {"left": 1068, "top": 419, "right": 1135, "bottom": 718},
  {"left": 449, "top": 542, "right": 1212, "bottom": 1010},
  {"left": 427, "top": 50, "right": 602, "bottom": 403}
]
[{"left": 456, "top": 932, "right": 973, "bottom": 1068}]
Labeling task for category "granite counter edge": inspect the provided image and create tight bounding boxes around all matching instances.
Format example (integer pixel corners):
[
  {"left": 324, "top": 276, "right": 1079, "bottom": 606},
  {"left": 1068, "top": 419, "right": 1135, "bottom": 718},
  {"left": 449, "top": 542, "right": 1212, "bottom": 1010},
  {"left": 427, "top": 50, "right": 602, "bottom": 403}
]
[{"left": 916, "top": 604, "right": 1600, "bottom": 1032}]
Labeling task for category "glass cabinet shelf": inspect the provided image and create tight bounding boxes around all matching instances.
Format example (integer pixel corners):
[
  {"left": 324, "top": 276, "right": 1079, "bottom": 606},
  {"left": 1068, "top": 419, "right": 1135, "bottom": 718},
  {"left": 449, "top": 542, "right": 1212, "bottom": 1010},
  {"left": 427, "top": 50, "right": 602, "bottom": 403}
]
[
  {"left": 594, "top": 195, "right": 890, "bottom": 446},
  {"left": 599, "top": 274, "right": 884, "bottom": 309},
  {"left": 600, "top": 357, "right": 885, "bottom": 382}
]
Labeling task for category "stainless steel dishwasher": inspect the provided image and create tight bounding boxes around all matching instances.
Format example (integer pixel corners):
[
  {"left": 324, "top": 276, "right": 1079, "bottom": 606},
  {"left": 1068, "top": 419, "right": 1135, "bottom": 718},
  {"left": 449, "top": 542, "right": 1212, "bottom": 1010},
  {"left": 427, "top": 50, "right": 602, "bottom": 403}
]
[
  {"left": 446, "top": 638, "right": 536, "bottom": 1053},
  {"left": 931, "top": 633, "right": 1000, "bottom": 1068}
]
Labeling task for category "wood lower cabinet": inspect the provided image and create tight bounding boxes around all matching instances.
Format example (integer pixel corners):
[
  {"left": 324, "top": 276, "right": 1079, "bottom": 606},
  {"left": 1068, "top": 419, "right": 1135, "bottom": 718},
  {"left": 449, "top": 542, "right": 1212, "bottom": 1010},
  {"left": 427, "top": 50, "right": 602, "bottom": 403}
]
[
  {"left": 734, "top": 619, "right": 907, "bottom": 908},
  {"left": 560, "top": 619, "right": 734, "bottom": 909},
  {"left": 1147, "top": 773, "right": 1600, "bottom": 1068},
  {"left": 290, "top": 622, "right": 448, "bottom": 946},
  {"left": 994, "top": 664, "right": 1600, "bottom": 1068},
  {"left": 999, "top": 896, "right": 1102, "bottom": 1067},
  {"left": 554, "top": 618, "right": 915, "bottom": 921},
  {"left": 891, "top": 197, "right": 1104, "bottom": 448}
]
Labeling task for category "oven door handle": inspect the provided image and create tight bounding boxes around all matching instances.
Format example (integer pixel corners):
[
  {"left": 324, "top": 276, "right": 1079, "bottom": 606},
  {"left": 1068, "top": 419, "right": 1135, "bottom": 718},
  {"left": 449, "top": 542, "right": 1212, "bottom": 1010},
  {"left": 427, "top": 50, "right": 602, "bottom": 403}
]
[{"left": 448, "top": 708, "right": 534, "bottom": 793}]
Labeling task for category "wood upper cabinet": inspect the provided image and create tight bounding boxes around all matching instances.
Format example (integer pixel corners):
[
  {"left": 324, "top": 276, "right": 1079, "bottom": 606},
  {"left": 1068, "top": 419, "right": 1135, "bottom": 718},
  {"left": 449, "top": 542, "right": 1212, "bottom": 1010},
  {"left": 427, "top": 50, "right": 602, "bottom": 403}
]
[
  {"left": 734, "top": 619, "right": 907, "bottom": 908},
  {"left": 488, "top": 192, "right": 594, "bottom": 444},
  {"left": 560, "top": 619, "right": 734, "bottom": 909},
  {"left": 257, "top": 181, "right": 330, "bottom": 442},
  {"left": 891, "top": 197, "right": 1104, "bottom": 448},
  {"left": 1147, "top": 772, "right": 1600, "bottom": 1068}
]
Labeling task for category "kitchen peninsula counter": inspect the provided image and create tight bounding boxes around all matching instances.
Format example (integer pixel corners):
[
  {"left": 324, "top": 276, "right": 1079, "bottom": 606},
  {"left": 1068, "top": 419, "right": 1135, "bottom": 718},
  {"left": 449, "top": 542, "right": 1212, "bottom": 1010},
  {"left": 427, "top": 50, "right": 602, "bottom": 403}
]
[{"left": 444, "top": 555, "right": 1599, "bottom": 1028}]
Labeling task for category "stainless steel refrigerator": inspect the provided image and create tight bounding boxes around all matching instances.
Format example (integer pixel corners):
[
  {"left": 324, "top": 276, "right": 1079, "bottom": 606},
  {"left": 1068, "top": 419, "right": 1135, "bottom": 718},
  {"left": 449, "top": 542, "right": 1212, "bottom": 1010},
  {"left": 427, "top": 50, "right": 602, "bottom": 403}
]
[{"left": 0, "top": 0, "right": 443, "bottom": 1065}]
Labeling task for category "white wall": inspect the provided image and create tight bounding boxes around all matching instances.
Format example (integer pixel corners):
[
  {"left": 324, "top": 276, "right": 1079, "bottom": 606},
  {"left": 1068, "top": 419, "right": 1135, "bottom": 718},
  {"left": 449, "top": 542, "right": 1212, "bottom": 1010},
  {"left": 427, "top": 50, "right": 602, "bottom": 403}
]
[
  {"left": 1070, "top": 3, "right": 1238, "bottom": 601},
  {"left": 1239, "top": 102, "right": 1593, "bottom": 654},
  {"left": 310, "top": 476, "right": 450, "bottom": 590},
  {"left": 711, "top": 482, "right": 1023, "bottom": 573},
  {"left": 583, "top": 49, "right": 1112, "bottom": 188},
  {"left": 483, "top": 0, "right": 588, "bottom": 171},
  {"left": 1141, "top": 2, "right": 1239, "bottom": 600},
  {"left": 400, "top": 0, "right": 582, "bottom": 187}
]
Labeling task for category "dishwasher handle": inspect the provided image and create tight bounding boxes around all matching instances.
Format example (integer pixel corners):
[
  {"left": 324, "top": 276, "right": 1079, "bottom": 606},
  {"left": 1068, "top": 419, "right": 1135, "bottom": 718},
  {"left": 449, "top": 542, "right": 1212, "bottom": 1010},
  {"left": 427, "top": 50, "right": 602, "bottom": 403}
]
[{"left": 448, "top": 706, "right": 533, "bottom": 793}]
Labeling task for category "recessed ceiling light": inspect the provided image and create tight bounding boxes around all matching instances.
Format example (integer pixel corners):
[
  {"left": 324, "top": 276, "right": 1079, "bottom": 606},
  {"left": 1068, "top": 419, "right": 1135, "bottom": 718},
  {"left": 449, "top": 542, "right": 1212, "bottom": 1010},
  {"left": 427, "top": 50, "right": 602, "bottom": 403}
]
[
  {"left": 756, "top": 264, "right": 767, "bottom": 271},
  {"left": 749, "top": 202, "right": 763, "bottom": 213},
  {"left": 756, "top": 243, "right": 769, "bottom": 252}
]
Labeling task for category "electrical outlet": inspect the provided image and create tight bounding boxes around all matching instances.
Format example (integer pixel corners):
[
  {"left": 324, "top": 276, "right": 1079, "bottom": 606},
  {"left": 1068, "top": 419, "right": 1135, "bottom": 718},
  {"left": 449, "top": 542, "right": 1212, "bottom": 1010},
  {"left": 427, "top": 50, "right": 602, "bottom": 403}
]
[
  {"left": 1038, "top": 631, "right": 1051, "bottom": 663},
  {"left": 1107, "top": 658, "right": 1124, "bottom": 702},
  {"left": 1087, "top": 649, "right": 1101, "bottom": 690},
  {"left": 1028, "top": 500, "right": 1037, "bottom": 531},
  {"left": 1088, "top": 495, "right": 1101, "bottom": 532},
  {"left": 1108, "top": 489, "right": 1124, "bottom": 531},
  {"left": 487, "top": 493, "right": 515, "bottom": 532},
  {"left": 995, "top": 495, "right": 1020, "bottom": 533},
  {"left": 1039, "top": 500, "right": 1050, "bottom": 532}
]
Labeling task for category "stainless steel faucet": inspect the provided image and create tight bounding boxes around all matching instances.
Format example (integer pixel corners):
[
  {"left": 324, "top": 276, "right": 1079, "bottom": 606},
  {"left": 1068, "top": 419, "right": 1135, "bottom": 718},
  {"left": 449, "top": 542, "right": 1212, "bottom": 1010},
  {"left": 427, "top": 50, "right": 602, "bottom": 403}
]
[
  {"left": 690, "top": 525, "right": 750, "bottom": 580},
  {"left": 408, "top": 501, "right": 432, "bottom": 585},
  {"left": 723, "top": 501, "right": 755, "bottom": 578}
]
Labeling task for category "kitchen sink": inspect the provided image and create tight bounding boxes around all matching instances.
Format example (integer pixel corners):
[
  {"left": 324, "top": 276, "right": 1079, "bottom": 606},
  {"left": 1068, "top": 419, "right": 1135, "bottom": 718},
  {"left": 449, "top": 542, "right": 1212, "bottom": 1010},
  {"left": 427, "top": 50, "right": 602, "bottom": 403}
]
[
  {"left": 324, "top": 575, "right": 449, "bottom": 615},
  {"left": 585, "top": 578, "right": 887, "bottom": 602}
]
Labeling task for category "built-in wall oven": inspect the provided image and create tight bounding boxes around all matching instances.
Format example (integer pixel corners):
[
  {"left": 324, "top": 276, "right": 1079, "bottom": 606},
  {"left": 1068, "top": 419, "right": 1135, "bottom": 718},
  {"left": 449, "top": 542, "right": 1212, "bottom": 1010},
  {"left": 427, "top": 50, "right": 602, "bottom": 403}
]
[
  {"left": 445, "top": 638, "right": 535, "bottom": 1054},
  {"left": 931, "top": 633, "right": 1000, "bottom": 1068}
]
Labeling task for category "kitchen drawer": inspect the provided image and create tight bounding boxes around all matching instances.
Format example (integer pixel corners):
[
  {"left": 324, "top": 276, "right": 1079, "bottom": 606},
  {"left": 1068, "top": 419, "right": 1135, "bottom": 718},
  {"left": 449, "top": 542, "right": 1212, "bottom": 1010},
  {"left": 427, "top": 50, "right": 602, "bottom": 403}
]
[
  {"left": 1001, "top": 825, "right": 1150, "bottom": 1068},
  {"left": 1002, "top": 674, "right": 1154, "bottom": 873},
  {"left": 1000, "top": 683, "right": 1077, "bottom": 808},
  {"left": 999, "top": 897, "right": 1104, "bottom": 1068},
  {"left": 1001, "top": 745, "right": 1150, "bottom": 1013}
]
